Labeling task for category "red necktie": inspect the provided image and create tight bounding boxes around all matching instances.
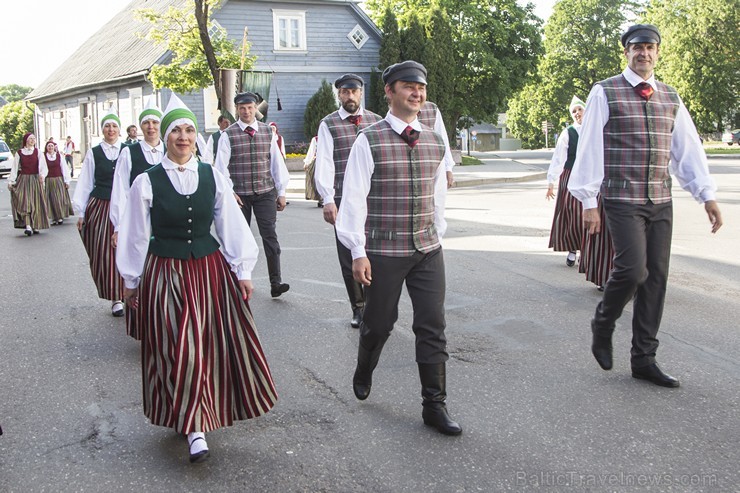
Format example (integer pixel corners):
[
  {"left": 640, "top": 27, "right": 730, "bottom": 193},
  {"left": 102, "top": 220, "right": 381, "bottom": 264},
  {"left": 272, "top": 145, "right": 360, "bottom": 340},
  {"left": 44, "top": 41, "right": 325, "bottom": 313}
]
[
  {"left": 400, "top": 126, "right": 420, "bottom": 148},
  {"left": 634, "top": 82, "right": 654, "bottom": 101},
  {"left": 245, "top": 126, "right": 256, "bottom": 137},
  {"left": 348, "top": 115, "right": 362, "bottom": 126}
]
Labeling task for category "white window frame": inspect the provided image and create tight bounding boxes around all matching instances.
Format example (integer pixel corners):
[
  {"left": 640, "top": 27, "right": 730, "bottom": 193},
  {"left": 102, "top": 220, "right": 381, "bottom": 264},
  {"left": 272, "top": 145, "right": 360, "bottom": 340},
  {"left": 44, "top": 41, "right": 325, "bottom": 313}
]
[
  {"left": 347, "top": 24, "right": 369, "bottom": 50},
  {"left": 273, "top": 9, "right": 307, "bottom": 52}
]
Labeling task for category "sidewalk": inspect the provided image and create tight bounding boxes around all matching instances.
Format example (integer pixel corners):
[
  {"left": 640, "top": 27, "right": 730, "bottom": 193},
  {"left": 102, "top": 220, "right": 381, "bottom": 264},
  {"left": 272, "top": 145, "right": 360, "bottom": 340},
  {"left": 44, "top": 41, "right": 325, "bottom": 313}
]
[{"left": 286, "top": 150, "right": 547, "bottom": 194}]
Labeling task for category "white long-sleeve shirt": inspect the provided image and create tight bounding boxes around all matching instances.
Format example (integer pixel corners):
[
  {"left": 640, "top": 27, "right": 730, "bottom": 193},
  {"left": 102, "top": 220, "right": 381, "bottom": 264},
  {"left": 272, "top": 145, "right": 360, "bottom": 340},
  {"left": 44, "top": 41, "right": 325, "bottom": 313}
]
[
  {"left": 568, "top": 67, "right": 717, "bottom": 210},
  {"left": 547, "top": 123, "right": 581, "bottom": 185},
  {"left": 38, "top": 152, "right": 71, "bottom": 183},
  {"left": 335, "top": 112, "right": 448, "bottom": 260},
  {"left": 213, "top": 120, "right": 290, "bottom": 197},
  {"left": 429, "top": 106, "right": 456, "bottom": 173},
  {"left": 9, "top": 148, "right": 48, "bottom": 185},
  {"left": 72, "top": 141, "right": 121, "bottom": 218},
  {"left": 109, "top": 140, "right": 164, "bottom": 231},
  {"left": 203, "top": 130, "right": 223, "bottom": 165},
  {"left": 115, "top": 155, "right": 259, "bottom": 289}
]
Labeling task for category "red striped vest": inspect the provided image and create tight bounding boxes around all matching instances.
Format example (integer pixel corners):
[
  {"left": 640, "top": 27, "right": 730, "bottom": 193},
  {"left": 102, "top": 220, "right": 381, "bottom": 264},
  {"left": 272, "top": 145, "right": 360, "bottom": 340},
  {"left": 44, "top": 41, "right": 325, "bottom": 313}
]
[
  {"left": 225, "top": 121, "right": 274, "bottom": 195},
  {"left": 323, "top": 110, "right": 382, "bottom": 201},
  {"left": 599, "top": 75, "right": 680, "bottom": 204},
  {"left": 363, "top": 120, "right": 445, "bottom": 257}
]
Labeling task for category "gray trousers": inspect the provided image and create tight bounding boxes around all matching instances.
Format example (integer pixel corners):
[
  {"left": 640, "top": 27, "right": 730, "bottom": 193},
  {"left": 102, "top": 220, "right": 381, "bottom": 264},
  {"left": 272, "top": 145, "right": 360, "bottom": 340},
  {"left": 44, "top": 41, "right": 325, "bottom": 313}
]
[
  {"left": 593, "top": 199, "right": 673, "bottom": 368},
  {"left": 238, "top": 188, "right": 282, "bottom": 283}
]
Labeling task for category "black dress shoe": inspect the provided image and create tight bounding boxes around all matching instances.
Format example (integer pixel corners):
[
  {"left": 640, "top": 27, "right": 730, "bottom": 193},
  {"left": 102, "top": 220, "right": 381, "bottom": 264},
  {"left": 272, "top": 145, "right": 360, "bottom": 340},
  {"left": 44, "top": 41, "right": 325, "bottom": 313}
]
[
  {"left": 270, "top": 283, "right": 290, "bottom": 298},
  {"left": 350, "top": 308, "right": 362, "bottom": 329},
  {"left": 591, "top": 335, "right": 613, "bottom": 370},
  {"left": 422, "top": 406, "right": 463, "bottom": 436},
  {"left": 566, "top": 251, "right": 576, "bottom": 267},
  {"left": 632, "top": 363, "right": 680, "bottom": 388}
]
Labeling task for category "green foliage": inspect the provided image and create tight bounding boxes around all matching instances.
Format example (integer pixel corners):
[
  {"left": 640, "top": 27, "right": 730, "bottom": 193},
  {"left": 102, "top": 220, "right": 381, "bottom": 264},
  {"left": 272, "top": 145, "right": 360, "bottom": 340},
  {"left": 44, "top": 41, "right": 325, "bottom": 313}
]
[
  {"left": 0, "top": 101, "right": 36, "bottom": 151},
  {"left": 369, "top": 4, "right": 401, "bottom": 115},
  {"left": 401, "top": 12, "right": 426, "bottom": 62},
  {"left": 423, "top": 4, "right": 457, "bottom": 141},
  {"left": 507, "top": 0, "right": 632, "bottom": 148},
  {"left": 0, "top": 84, "right": 34, "bottom": 103},
  {"left": 135, "top": 1, "right": 245, "bottom": 94},
  {"left": 303, "top": 80, "right": 338, "bottom": 140},
  {"left": 643, "top": 0, "right": 739, "bottom": 132}
]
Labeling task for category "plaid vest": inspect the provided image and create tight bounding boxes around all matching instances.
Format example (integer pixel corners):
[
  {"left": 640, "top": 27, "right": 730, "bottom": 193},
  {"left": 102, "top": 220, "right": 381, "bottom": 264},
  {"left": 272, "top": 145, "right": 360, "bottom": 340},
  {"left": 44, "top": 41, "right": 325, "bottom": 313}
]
[
  {"left": 323, "top": 110, "right": 383, "bottom": 201},
  {"left": 564, "top": 126, "right": 579, "bottom": 170},
  {"left": 599, "top": 75, "right": 680, "bottom": 204},
  {"left": 90, "top": 144, "right": 118, "bottom": 200},
  {"left": 418, "top": 101, "right": 438, "bottom": 129},
  {"left": 225, "top": 121, "right": 275, "bottom": 195},
  {"left": 363, "top": 120, "right": 445, "bottom": 257}
]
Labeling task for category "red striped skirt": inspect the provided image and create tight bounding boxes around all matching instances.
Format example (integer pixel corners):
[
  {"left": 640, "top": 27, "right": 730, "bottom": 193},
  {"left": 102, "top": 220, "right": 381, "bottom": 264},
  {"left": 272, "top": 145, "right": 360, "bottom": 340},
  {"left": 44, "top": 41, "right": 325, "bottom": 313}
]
[
  {"left": 138, "top": 251, "right": 277, "bottom": 434},
  {"left": 45, "top": 176, "right": 74, "bottom": 222},
  {"left": 125, "top": 304, "right": 140, "bottom": 341},
  {"left": 548, "top": 168, "right": 583, "bottom": 252},
  {"left": 579, "top": 199, "right": 614, "bottom": 287},
  {"left": 11, "top": 174, "right": 50, "bottom": 230},
  {"left": 80, "top": 197, "right": 124, "bottom": 301}
]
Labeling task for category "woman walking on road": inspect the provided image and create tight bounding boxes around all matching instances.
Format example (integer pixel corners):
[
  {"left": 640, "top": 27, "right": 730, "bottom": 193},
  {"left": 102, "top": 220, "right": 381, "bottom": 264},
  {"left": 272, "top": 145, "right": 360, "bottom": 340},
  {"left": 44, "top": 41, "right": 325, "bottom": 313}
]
[
  {"left": 72, "top": 108, "right": 126, "bottom": 317},
  {"left": 8, "top": 133, "right": 50, "bottom": 236},
  {"left": 116, "top": 96, "right": 277, "bottom": 464},
  {"left": 41, "top": 140, "right": 74, "bottom": 225}
]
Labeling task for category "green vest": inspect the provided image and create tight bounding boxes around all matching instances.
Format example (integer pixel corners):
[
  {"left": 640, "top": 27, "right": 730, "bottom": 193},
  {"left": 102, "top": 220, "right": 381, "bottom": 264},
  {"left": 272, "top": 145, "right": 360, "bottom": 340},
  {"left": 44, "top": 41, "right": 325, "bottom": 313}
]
[
  {"left": 212, "top": 130, "right": 222, "bottom": 157},
  {"left": 90, "top": 144, "right": 118, "bottom": 200},
  {"left": 128, "top": 142, "right": 158, "bottom": 186},
  {"left": 147, "top": 162, "right": 220, "bottom": 260},
  {"left": 564, "top": 126, "right": 579, "bottom": 170}
]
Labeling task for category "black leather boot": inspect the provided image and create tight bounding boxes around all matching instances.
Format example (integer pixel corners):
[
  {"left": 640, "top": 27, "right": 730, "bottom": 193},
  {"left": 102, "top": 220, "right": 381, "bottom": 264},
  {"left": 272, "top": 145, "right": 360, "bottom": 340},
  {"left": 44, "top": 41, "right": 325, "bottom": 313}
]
[
  {"left": 343, "top": 276, "right": 364, "bottom": 328},
  {"left": 353, "top": 342, "right": 384, "bottom": 400},
  {"left": 418, "top": 363, "right": 462, "bottom": 436},
  {"left": 266, "top": 255, "right": 290, "bottom": 297}
]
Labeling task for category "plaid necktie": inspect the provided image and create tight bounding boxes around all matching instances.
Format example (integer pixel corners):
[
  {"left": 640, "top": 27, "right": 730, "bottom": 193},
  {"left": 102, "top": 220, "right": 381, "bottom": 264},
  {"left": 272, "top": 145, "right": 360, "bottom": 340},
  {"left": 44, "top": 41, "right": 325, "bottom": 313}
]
[
  {"left": 245, "top": 126, "right": 256, "bottom": 137},
  {"left": 348, "top": 115, "right": 362, "bottom": 126},
  {"left": 400, "top": 125, "right": 420, "bottom": 148},
  {"left": 634, "top": 82, "right": 654, "bottom": 101}
]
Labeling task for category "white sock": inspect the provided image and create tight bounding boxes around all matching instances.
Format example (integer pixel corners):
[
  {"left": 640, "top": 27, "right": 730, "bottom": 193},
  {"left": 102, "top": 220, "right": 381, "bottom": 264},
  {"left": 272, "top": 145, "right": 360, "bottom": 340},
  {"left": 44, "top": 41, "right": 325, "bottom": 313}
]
[
  {"left": 188, "top": 432, "right": 208, "bottom": 454},
  {"left": 567, "top": 251, "right": 576, "bottom": 261}
]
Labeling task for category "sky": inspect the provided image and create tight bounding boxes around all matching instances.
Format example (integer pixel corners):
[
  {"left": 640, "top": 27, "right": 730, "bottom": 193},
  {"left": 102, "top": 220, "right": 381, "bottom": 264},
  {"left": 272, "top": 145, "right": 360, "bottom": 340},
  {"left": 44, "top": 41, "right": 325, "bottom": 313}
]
[{"left": 1, "top": 0, "right": 556, "bottom": 89}]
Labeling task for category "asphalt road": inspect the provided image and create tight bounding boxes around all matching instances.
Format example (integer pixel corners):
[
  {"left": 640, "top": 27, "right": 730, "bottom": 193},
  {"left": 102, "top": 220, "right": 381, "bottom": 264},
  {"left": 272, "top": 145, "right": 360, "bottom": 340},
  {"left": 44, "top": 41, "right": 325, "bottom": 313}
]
[{"left": 0, "top": 156, "right": 738, "bottom": 492}]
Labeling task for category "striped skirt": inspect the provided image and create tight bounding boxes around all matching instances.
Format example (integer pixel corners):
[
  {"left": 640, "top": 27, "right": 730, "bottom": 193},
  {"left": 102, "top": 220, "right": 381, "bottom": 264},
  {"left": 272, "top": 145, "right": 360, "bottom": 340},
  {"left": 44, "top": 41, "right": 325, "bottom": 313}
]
[
  {"left": 579, "top": 198, "right": 614, "bottom": 287},
  {"left": 304, "top": 158, "right": 321, "bottom": 201},
  {"left": 10, "top": 174, "right": 50, "bottom": 230},
  {"left": 80, "top": 197, "right": 124, "bottom": 301},
  {"left": 138, "top": 251, "right": 277, "bottom": 434},
  {"left": 548, "top": 168, "right": 583, "bottom": 252},
  {"left": 125, "top": 304, "right": 140, "bottom": 341},
  {"left": 45, "top": 176, "right": 74, "bottom": 222}
]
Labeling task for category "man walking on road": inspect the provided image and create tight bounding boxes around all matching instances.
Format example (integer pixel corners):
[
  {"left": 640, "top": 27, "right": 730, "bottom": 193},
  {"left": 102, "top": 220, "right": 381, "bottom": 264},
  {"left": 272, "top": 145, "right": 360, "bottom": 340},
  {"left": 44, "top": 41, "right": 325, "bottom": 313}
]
[
  {"left": 336, "top": 61, "right": 461, "bottom": 435},
  {"left": 568, "top": 24, "right": 723, "bottom": 388},
  {"left": 315, "top": 73, "right": 383, "bottom": 328},
  {"left": 64, "top": 136, "right": 75, "bottom": 177}
]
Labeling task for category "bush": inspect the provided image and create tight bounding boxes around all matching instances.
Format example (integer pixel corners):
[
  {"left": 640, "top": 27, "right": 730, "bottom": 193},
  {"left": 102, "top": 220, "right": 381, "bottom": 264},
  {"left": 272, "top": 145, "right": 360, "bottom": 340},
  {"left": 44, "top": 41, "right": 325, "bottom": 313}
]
[
  {"left": 0, "top": 101, "right": 35, "bottom": 152},
  {"left": 303, "top": 80, "right": 337, "bottom": 140}
]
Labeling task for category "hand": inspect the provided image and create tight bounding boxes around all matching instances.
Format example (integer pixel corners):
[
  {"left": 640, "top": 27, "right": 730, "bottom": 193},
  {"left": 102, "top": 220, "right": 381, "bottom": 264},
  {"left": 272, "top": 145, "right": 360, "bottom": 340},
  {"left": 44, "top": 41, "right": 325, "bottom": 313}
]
[
  {"left": 77, "top": 218, "right": 84, "bottom": 232},
  {"left": 111, "top": 232, "right": 118, "bottom": 249},
  {"left": 124, "top": 287, "right": 139, "bottom": 309},
  {"left": 704, "top": 200, "right": 723, "bottom": 233},
  {"left": 6, "top": 183, "right": 12, "bottom": 191},
  {"left": 234, "top": 193, "right": 243, "bottom": 208},
  {"left": 238, "top": 279, "right": 254, "bottom": 301},
  {"left": 352, "top": 257, "right": 372, "bottom": 286},
  {"left": 446, "top": 171, "right": 454, "bottom": 189},
  {"left": 276, "top": 196, "right": 287, "bottom": 211},
  {"left": 583, "top": 208, "right": 601, "bottom": 234},
  {"left": 546, "top": 185, "right": 555, "bottom": 200},
  {"left": 323, "top": 203, "right": 337, "bottom": 225},
  {"left": 65, "top": 184, "right": 69, "bottom": 190}
]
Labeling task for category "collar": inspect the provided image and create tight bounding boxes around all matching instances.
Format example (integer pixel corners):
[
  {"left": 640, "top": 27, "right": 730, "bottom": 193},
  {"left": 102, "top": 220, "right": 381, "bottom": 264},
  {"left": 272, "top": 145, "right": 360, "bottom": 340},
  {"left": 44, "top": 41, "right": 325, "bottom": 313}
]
[
  {"left": 161, "top": 155, "right": 198, "bottom": 172},
  {"left": 101, "top": 140, "right": 120, "bottom": 151},
  {"left": 141, "top": 139, "right": 164, "bottom": 153},
  {"left": 339, "top": 107, "right": 364, "bottom": 120},
  {"left": 623, "top": 67, "right": 656, "bottom": 90},
  {"left": 385, "top": 112, "right": 422, "bottom": 134},
  {"left": 237, "top": 119, "right": 259, "bottom": 132},
  {"left": 46, "top": 152, "right": 58, "bottom": 159}
]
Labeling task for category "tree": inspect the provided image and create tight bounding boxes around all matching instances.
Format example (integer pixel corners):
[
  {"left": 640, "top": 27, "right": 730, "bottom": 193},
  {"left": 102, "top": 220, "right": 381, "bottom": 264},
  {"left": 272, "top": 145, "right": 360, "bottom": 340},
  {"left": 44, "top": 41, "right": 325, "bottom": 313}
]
[
  {"left": 423, "top": 4, "right": 458, "bottom": 141},
  {"left": 400, "top": 12, "right": 426, "bottom": 63},
  {"left": 368, "top": 3, "right": 401, "bottom": 115},
  {"left": 303, "top": 80, "right": 338, "bottom": 140},
  {"left": 0, "top": 85, "right": 34, "bottom": 103},
  {"left": 643, "top": 0, "right": 739, "bottom": 133},
  {"left": 0, "top": 101, "right": 35, "bottom": 152},
  {"left": 135, "top": 0, "right": 245, "bottom": 108},
  {"left": 507, "top": 0, "right": 633, "bottom": 148}
]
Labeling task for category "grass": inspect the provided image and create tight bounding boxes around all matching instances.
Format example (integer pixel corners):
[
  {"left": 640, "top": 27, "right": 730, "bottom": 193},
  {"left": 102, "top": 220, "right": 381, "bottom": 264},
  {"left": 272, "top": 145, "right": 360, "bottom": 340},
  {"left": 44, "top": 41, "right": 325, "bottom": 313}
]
[
  {"left": 705, "top": 147, "right": 740, "bottom": 155},
  {"left": 460, "top": 155, "right": 483, "bottom": 166}
]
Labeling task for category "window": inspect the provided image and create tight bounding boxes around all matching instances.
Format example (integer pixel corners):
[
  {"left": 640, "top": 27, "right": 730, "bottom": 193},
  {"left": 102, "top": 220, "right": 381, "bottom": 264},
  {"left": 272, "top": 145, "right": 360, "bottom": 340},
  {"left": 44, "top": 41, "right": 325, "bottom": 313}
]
[
  {"left": 273, "top": 10, "right": 306, "bottom": 51},
  {"left": 347, "top": 24, "right": 368, "bottom": 50}
]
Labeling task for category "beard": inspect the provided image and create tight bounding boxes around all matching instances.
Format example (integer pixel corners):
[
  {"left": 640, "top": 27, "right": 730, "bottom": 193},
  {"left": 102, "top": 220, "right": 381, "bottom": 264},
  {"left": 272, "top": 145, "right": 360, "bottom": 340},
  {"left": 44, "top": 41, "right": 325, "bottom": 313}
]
[{"left": 342, "top": 100, "right": 359, "bottom": 113}]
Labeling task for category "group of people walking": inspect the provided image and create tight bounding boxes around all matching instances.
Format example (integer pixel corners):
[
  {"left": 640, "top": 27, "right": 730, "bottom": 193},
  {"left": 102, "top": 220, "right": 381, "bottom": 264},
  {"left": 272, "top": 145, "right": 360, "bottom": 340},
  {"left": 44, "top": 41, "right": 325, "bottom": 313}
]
[{"left": 8, "top": 23, "right": 723, "bottom": 465}]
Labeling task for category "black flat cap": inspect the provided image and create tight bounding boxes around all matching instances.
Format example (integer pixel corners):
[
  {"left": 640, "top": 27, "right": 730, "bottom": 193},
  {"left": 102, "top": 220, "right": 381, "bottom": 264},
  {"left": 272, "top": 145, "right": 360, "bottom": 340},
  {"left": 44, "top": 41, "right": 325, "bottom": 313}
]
[
  {"left": 234, "top": 92, "right": 259, "bottom": 105},
  {"left": 621, "top": 24, "right": 661, "bottom": 47},
  {"left": 334, "top": 74, "right": 364, "bottom": 89},
  {"left": 382, "top": 60, "right": 427, "bottom": 86}
]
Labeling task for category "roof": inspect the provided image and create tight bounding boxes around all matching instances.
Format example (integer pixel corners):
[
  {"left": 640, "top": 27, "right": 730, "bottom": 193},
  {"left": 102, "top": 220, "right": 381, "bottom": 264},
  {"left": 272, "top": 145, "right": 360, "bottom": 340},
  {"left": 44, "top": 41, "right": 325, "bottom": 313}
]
[{"left": 27, "top": 0, "right": 184, "bottom": 102}]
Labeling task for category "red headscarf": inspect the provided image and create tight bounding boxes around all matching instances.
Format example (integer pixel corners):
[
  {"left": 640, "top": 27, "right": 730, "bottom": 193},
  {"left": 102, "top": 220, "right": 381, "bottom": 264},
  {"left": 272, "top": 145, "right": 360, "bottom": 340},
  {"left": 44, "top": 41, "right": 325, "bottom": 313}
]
[
  {"left": 21, "top": 132, "right": 36, "bottom": 149},
  {"left": 268, "top": 122, "right": 284, "bottom": 155}
]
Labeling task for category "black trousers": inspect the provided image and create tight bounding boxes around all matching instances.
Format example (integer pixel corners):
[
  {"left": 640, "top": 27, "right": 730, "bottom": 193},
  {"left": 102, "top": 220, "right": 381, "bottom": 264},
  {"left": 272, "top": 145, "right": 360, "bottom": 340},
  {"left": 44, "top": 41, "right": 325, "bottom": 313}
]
[
  {"left": 593, "top": 199, "right": 673, "bottom": 368},
  {"left": 334, "top": 198, "right": 364, "bottom": 311},
  {"left": 238, "top": 188, "right": 282, "bottom": 282},
  {"left": 361, "top": 247, "right": 448, "bottom": 364}
]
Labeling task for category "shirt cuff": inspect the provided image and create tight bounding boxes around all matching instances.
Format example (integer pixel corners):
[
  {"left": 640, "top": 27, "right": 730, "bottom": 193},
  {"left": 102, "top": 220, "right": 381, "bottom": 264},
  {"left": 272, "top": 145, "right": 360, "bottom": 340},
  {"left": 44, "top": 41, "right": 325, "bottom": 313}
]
[
  {"left": 124, "top": 278, "right": 140, "bottom": 290},
  {"left": 351, "top": 246, "right": 367, "bottom": 260},
  {"left": 275, "top": 187, "right": 286, "bottom": 197},
  {"left": 699, "top": 190, "right": 717, "bottom": 203},
  {"left": 582, "top": 197, "right": 599, "bottom": 209},
  {"left": 235, "top": 266, "right": 252, "bottom": 280}
]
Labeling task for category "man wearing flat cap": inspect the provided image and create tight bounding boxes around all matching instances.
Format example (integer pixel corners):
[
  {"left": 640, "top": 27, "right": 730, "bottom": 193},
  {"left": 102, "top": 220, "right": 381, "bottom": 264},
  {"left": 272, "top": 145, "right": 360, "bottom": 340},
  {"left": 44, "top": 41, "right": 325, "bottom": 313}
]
[
  {"left": 214, "top": 91, "right": 291, "bottom": 297},
  {"left": 315, "top": 73, "right": 383, "bottom": 329},
  {"left": 568, "top": 24, "right": 723, "bottom": 388},
  {"left": 336, "top": 60, "right": 462, "bottom": 435}
]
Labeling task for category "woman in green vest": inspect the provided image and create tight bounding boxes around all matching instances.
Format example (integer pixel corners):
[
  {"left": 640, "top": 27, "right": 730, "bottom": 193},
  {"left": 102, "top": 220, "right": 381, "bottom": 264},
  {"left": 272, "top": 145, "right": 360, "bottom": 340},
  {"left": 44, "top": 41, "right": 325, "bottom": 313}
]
[{"left": 116, "top": 95, "right": 277, "bottom": 464}]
